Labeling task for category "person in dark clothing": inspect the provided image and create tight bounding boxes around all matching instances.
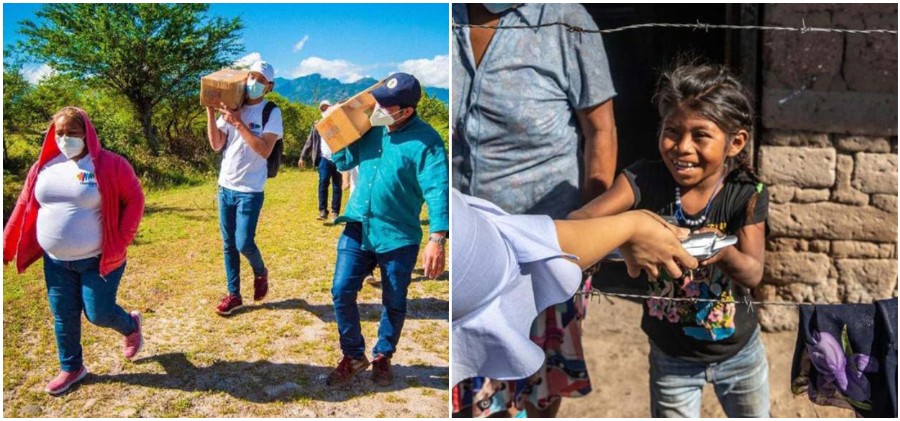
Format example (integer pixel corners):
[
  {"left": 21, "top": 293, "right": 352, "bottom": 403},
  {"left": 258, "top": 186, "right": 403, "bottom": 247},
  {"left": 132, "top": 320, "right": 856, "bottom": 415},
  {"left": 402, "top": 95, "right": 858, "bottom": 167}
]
[{"left": 299, "top": 100, "right": 342, "bottom": 221}]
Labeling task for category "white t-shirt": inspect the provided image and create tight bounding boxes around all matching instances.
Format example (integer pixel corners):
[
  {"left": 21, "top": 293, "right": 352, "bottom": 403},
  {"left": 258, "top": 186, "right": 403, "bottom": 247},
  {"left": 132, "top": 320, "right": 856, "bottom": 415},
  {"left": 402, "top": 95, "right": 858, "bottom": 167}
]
[
  {"left": 35, "top": 154, "right": 103, "bottom": 261},
  {"left": 320, "top": 133, "right": 334, "bottom": 161},
  {"left": 217, "top": 100, "right": 284, "bottom": 192}
]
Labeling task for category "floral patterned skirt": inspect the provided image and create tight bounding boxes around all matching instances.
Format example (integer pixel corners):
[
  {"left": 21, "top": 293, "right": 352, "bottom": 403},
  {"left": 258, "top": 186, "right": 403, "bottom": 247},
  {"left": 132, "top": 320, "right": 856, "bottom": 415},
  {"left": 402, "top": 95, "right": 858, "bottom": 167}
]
[{"left": 452, "top": 278, "right": 593, "bottom": 417}]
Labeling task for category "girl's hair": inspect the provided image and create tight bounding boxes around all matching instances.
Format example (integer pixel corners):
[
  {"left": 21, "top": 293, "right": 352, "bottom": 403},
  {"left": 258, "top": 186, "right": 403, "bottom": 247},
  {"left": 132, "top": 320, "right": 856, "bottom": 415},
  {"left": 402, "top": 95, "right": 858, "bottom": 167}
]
[
  {"left": 653, "top": 62, "right": 762, "bottom": 221},
  {"left": 52, "top": 106, "right": 86, "bottom": 132}
]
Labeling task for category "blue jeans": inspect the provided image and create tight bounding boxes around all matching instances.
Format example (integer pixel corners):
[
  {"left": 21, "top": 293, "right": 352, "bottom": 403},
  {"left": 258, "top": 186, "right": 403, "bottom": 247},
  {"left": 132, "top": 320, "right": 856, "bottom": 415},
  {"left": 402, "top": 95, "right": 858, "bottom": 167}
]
[
  {"left": 43, "top": 253, "right": 136, "bottom": 372},
  {"left": 218, "top": 186, "right": 266, "bottom": 296},
  {"left": 649, "top": 327, "right": 770, "bottom": 417},
  {"left": 318, "top": 158, "right": 342, "bottom": 214},
  {"left": 332, "top": 223, "right": 419, "bottom": 359}
]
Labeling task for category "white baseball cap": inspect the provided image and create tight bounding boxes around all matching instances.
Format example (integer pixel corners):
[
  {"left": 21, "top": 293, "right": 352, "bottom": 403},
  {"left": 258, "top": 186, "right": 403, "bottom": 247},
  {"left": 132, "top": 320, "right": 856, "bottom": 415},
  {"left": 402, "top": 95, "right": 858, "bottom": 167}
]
[
  {"left": 451, "top": 189, "right": 582, "bottom": 386},
  {"left": 319, "top": 100, "right": 332, "bottom": 108},
  {"left": 249, "top": 61, "right": 275, "bottom": 83}
]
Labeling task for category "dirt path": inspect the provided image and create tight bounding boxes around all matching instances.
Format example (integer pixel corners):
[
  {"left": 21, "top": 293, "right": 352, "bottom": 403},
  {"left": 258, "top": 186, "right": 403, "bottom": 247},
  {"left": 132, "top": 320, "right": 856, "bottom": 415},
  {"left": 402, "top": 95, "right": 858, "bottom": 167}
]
[
  {"left": 557, "top": 296, "right": 854, "bottom": 418},
  {"left": 3, "top": 170, "right": 449, "bottom": 417}
]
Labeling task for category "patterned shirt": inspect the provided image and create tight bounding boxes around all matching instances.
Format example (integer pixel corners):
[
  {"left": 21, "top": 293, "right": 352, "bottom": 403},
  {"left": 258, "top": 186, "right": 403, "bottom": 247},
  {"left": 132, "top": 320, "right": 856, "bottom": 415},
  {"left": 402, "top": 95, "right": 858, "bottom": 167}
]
[{"left": 451, "top": 3, "right": 616, "bottom": 218}]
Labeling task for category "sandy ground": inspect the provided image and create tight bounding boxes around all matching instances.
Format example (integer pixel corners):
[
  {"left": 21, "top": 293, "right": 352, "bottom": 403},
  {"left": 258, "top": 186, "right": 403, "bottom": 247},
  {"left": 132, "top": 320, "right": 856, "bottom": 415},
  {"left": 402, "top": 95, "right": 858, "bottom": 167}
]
[{"left": 557, "top": 296, "right": 855, "bottom": 418}]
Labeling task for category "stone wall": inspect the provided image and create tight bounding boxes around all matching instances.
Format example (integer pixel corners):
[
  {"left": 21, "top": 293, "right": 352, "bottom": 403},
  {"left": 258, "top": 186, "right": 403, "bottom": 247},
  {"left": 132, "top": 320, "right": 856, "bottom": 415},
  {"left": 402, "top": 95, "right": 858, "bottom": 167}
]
[{"left": 755, "top": 4, "right": 898, "bottom": 331}]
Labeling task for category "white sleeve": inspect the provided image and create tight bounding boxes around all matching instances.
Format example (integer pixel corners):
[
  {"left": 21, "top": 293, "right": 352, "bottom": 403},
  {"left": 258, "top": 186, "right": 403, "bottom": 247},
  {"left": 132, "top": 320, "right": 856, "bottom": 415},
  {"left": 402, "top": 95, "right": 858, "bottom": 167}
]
[
  {"left": 263, "top": 106, "right": 284, "bottom": 138},
  {"left": 216, "top": 115, "right": 233, "bottom": 139}
]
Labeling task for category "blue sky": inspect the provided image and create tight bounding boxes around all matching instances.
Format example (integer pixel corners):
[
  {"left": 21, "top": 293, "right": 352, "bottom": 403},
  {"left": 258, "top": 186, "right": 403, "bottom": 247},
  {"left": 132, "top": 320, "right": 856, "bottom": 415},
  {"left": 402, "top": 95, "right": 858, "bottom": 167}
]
[{"left": 3, "top": 3, "right": 450, "bottom": 87}]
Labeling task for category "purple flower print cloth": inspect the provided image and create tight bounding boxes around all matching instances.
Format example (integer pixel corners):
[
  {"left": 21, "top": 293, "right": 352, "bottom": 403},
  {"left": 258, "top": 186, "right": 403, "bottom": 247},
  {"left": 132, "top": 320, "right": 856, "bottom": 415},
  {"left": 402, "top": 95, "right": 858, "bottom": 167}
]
[{"left": 791, "top": 298, "right": 897, "bottom": 417}]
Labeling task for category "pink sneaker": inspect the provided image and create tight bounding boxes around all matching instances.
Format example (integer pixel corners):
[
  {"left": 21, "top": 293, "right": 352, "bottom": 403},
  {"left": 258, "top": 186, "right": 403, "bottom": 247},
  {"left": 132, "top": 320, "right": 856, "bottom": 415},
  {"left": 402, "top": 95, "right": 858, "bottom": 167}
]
[
  {"left": 45, "top": 366, "right": 88, "bottom": 395},
  {"left": 123, "top": 311, "right": 143, "bottom": 360},
  {"left": 216, "top": 294, "right": 243, "bottom": 316}
]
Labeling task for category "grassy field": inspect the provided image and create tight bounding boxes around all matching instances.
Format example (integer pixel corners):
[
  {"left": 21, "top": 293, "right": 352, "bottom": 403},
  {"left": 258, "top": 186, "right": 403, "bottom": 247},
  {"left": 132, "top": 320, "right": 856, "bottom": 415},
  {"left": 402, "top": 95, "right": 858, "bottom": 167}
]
[{"left": 3, "top": 168, "right": 449, "bottom": 417}]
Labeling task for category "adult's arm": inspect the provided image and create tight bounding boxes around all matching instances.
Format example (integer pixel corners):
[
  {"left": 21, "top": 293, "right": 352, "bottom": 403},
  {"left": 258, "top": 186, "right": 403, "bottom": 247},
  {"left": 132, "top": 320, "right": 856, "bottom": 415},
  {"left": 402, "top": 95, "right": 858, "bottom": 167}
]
[
  {"left": 217, "top": 104, "right": 279, "bottom": 158},
  {"left": 3, "top": 163, "right": 38, "bottom": 264},
  {"left": 577, "top": 99, "right": 617, "bottom": 204},
  {"left": 417, "top": 142, "right": 450, "bottom": 278},
  {"left": 116, "top": 156, "right": 145, "bottom": 247},
  {"left": 567, "top": 172, "right": 635, "bottom": 220},
  {"left": 206, "top": 107, "right": 226, "bottom": 152},
  {"left": 332, "top": 128, "right": 375, "bottom": 172},
  {"left": 299, "top": 128, "right": 316, "bottom": 166},
  {"left": 554, "top": 210, "right": 696, "bottom": 278}
]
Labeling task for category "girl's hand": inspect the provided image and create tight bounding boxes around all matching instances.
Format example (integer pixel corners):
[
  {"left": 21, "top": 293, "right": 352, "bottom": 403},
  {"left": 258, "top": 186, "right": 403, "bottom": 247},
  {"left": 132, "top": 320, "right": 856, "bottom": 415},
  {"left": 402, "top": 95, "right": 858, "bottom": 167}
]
[
  {"left": 694, "top": 227, "right": 734, "bottom": 267},
  {"left": 620, "top": 211, "right": 698, "bottom": 279}
]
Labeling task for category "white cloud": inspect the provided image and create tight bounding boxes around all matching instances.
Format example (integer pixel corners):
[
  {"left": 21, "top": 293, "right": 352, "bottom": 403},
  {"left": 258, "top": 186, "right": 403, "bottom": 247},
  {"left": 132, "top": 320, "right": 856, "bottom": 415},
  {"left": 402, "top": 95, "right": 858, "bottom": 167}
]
[
  {"left": 293, "top": 35, "right": 309, "bottom": 53},
  {"left": 22, "top": 64, "right": 56, "bottom": 84},
  {"left": 397, "top": 55, "right": 449, "bottom": 88},
  {"left": 233, "top": 52, "right": 262, "bottom": 69},
  {"left": 291, "top": 56, "right": 368, "bottom": 83}
]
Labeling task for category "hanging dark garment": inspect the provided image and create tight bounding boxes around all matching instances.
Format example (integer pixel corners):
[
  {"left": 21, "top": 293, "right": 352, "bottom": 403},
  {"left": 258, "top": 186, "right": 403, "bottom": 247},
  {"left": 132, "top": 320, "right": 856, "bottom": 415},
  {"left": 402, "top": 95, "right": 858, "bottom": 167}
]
[{"left": 791, "top": 298, "right": 898, "bottom": 418}]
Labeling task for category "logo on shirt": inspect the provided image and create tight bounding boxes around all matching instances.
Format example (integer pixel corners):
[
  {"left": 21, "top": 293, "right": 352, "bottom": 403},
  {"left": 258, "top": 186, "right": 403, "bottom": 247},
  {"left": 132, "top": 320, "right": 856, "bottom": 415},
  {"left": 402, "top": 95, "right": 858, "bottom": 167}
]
[
  {"left": 76, "top": 171, "right": 97, "bottom": 186},
  {"left": 248, "top": 122, "right": 263, "bottom": 136}
]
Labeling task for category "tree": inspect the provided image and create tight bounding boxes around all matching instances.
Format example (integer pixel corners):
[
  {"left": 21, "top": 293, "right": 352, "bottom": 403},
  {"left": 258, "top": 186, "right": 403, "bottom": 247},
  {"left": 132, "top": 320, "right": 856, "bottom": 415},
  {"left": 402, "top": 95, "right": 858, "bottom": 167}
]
[
  {"left": 17, "top": 3, "right": 243, "bottom": 155},
  {"left": 417, "top": 90, "right": 449, "bottom": 147},
  {"left": 2, "top": 66, "right": 31, "bottom": 162}
]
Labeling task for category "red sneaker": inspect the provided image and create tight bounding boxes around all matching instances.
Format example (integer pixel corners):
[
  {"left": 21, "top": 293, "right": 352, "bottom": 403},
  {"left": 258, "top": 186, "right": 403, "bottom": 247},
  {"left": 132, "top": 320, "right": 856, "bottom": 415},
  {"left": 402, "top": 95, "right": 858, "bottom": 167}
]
[
  {"left": 371, "top": 354, "right": 393, "bottom": 386},
  {"left": 123, "top": 311, "right": 143, "bottom": 360},
  {"left": 253, "top": 270, "right": 269, "bottom": 301},
  {"left": 325, "top": 355, "right": 370, "bottom": 386},
  {"left": 216, "top": 294, "right": 243, "bottom": 316},
  {"left": 45, "top": 366, "right": 88, "bottom": 395}
]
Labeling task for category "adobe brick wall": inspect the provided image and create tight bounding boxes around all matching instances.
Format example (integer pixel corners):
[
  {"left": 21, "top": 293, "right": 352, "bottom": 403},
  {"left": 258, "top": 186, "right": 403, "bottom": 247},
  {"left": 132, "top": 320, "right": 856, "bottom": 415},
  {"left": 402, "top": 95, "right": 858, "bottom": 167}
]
[{"left": 755, "top": 4, "right": 898, "bottom": 331}]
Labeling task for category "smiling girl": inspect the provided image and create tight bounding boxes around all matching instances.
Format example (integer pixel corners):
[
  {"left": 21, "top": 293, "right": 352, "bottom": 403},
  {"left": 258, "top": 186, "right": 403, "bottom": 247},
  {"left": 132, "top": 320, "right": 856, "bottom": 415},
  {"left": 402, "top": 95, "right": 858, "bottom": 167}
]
[{"left": 569, "top": 63, "right": 771, "bottom": 417}]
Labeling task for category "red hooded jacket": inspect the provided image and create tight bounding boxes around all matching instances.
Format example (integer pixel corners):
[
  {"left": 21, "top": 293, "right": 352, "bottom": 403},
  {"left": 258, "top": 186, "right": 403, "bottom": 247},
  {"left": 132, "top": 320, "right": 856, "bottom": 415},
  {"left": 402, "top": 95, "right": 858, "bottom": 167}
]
[{"left": 3, "top": 108, "right": 144, "bottom": 276}]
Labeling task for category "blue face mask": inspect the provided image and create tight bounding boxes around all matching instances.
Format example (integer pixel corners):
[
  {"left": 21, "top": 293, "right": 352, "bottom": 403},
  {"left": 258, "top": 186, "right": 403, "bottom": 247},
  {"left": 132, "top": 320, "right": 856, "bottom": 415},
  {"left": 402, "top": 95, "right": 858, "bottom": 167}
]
[
  {"left": 483, "top": 3, "right": 518, "bottom": 14},
  {"left": 246, "top": 78, "right": 267, "bottom": 100}
]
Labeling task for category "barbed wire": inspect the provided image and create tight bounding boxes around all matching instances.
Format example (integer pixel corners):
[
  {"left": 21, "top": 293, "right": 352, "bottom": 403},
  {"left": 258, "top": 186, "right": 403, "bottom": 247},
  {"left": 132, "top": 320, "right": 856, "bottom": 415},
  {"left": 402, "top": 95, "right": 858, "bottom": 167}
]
[
  {"left": 575, "top": 288, "right": 871, "bottom": 313},
  {"left": 452, "top": 19, "right": 898, "bottom": 35}
]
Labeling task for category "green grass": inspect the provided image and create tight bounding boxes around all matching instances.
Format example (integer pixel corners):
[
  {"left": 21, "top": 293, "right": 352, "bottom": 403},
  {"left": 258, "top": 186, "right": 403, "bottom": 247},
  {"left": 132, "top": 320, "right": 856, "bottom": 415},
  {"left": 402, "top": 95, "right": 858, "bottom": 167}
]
[{"left": 3, "top": 168, "right": 448, "bottom": 417}]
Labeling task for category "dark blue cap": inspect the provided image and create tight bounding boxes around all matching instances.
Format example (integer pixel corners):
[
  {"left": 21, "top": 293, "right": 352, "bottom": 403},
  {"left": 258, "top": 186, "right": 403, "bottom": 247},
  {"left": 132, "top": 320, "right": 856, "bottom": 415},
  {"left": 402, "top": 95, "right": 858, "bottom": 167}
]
[{"left": 372, "top": 72, "right": 422, "bottom": 109}]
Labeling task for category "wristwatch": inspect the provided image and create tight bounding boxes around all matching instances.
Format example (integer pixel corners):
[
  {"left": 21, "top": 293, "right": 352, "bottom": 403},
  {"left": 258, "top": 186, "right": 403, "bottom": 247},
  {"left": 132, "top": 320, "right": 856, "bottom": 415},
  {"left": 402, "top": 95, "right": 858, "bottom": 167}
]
[{"left": 428, "top": 234, "right": 447, "bottom": 246}]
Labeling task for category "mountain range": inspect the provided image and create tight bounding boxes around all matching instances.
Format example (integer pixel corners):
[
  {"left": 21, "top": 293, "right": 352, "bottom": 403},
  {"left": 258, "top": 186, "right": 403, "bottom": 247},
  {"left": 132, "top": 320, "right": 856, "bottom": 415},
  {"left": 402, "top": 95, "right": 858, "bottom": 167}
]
[{"left": 273, "top": 74, "right": 448, "bottom": 105}]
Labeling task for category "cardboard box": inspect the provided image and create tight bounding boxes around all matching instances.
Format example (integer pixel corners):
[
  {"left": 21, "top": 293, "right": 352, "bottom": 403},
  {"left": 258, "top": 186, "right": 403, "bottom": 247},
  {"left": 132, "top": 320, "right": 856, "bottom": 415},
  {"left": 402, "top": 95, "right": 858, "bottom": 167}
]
[
  {"left": 315, "top": 79, "right": 384, "bottom": 152},
  {"left": 200, "top": 69, "right": 247, "bottom": 110}
]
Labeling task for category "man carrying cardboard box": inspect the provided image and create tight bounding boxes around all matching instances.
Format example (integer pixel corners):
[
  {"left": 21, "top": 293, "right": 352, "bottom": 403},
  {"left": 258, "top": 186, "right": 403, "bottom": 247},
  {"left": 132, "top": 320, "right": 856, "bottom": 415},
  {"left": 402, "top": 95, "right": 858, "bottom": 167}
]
[
  {"left": 205, "top": 60, "right": 284, "bottom": 316},
  {"left": 325, "top": 72, "right": 449, "bottom": 387},
  {"left": 299, "top": 100, "right": 344, "bottom": 222}
]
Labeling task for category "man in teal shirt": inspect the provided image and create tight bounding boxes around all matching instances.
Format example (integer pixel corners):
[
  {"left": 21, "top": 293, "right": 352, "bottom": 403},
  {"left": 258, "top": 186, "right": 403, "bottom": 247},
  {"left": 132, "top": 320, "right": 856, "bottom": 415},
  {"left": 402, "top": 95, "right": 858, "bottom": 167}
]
[{"left": 326, "top": 73, "right": 449, "bottom": 387}]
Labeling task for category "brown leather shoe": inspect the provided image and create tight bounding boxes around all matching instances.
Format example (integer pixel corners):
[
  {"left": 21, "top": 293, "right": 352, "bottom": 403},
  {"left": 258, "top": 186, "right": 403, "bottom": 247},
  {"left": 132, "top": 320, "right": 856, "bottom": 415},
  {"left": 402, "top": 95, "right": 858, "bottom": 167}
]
[
  {"left": 326, "top": 355, "right": 370, "bottom": 386},
  {"left": 371, "top": 353, "right": 393, "bottom": 386}
]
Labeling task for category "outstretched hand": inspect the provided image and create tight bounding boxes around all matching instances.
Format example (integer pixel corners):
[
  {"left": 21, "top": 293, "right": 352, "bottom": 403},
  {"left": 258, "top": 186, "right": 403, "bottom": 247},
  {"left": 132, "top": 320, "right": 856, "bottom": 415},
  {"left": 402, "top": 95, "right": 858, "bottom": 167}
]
[{"left": 619, "top": 210, "right": 697, "bottom": 279}]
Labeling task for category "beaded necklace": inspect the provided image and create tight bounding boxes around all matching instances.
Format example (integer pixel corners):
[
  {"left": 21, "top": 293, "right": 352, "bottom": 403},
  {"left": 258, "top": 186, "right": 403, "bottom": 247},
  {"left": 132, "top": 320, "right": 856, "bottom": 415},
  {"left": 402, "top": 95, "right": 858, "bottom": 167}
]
[{"left": 674, "top": 173, "right": 726, "bottom": 228}]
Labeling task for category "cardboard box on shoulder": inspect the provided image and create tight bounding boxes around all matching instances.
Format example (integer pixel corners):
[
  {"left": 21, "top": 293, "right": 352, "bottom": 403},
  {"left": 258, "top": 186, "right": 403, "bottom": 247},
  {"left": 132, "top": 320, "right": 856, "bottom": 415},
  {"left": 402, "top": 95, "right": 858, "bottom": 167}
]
[
  {"left": 315, "top": 79, "right": 384, "bottom": 153},
  {"left": 200, "top": 69, "right": 248, "bottom": 110}
]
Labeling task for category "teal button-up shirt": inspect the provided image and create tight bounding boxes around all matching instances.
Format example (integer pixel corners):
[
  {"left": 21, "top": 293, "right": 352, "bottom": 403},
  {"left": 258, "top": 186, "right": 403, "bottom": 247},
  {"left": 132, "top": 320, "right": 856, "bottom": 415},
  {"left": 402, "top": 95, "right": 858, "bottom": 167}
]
[{"left": 333, "top": 115, "right": 449, "bottom": 253}]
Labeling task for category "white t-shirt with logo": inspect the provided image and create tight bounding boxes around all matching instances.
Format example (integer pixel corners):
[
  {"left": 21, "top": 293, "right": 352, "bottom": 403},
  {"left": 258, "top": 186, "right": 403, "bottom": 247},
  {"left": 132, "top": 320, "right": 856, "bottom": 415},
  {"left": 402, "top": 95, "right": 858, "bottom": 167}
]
[
  {"left": 35, "top": 154, "right": 103, "bottom": 261},
  {"left": 217, "top": 100, "right": 284, "bottom": 193}
]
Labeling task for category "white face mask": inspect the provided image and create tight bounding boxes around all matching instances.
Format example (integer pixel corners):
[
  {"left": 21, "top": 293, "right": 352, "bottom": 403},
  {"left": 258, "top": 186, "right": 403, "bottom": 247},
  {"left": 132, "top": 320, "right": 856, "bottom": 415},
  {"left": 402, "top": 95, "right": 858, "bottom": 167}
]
[
  {"left": 370, "top": 105, "right": 403, "bottom": 127},
  {"left": 56, "top": 135, "right": 85, "bottom": 159},
  {"left": 246, "top": 77, "right": 267, "bottom": 100}
]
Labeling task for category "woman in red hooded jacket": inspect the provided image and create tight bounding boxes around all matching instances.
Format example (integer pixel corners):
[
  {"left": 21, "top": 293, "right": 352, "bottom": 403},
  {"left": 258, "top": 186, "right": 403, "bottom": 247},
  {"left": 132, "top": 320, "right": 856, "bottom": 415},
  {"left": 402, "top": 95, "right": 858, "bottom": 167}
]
[{"left": 3, "top": 107, "right": 145, "bottom": 395}]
